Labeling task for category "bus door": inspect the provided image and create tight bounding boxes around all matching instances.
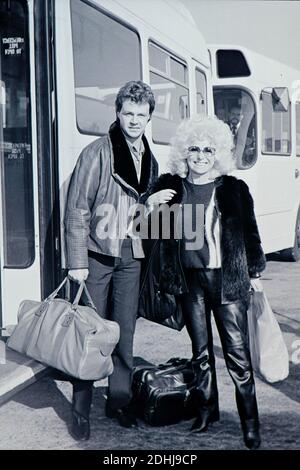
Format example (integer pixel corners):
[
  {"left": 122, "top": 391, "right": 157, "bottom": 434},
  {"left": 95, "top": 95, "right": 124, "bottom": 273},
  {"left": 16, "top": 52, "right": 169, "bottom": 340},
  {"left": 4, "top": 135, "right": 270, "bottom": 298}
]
[{"left": 0, "top": 0, "right": 41, "bottom": 328}]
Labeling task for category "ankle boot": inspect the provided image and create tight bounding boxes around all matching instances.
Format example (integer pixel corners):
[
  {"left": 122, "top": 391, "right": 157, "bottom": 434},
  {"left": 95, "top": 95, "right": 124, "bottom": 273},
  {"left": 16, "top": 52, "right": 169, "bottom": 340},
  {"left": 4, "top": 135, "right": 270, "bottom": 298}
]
[
  {"left": 242, "top": 419, "right": 261, "bottom": 449},
  {"left": 189, "top": 354, "right": 219, "bottom": 433},
  {"left": 190, "top": 406, "right": 219, "bottom": 433},
  {"left": 72, "top": 380, "right": 93, "bottom": 417},
  {"left": 70, "top": 380, "right": 93, "bottom": 441}
]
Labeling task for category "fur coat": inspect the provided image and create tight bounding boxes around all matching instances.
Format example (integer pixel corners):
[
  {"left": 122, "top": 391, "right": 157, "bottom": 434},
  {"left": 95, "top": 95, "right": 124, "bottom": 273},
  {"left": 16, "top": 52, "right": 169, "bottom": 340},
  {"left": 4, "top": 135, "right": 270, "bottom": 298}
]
[{"left": 141, "top": 173, "right": 266, "bottom": 303}]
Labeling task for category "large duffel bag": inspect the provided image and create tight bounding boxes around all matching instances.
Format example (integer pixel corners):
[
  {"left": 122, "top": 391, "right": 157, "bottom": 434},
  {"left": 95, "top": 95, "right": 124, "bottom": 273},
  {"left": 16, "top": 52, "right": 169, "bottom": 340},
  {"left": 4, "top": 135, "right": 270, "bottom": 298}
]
[
  {"left": 132, "top": 358, "right": 197, "bottom": 426},
  {"left": 7, "top": 277, "right": 120, "bottom": 380}
]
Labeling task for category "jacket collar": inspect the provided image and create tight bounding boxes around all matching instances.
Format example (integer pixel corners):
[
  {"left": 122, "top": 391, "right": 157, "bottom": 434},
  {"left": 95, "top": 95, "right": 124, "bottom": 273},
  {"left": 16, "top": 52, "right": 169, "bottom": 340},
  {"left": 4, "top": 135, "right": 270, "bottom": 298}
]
[
  {"left": 152, "top": 173, "right": 228, "bottom": 205},
  {"left": 109, "top": 121, "right": 153, "bottom": 195}
]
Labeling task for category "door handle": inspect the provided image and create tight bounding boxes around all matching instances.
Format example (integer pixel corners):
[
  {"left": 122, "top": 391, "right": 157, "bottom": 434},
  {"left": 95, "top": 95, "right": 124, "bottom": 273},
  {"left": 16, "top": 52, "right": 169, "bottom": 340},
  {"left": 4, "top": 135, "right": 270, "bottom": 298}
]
[{"left": 295, "top": 169, "right": 300, "bottom": 178}]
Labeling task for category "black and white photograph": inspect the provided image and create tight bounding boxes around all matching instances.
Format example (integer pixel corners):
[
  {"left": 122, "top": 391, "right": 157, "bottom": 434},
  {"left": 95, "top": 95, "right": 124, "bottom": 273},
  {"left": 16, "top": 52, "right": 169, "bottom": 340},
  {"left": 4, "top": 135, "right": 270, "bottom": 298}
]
[{"left": 0, "top": 0, "right": 299, "bottom": 460}]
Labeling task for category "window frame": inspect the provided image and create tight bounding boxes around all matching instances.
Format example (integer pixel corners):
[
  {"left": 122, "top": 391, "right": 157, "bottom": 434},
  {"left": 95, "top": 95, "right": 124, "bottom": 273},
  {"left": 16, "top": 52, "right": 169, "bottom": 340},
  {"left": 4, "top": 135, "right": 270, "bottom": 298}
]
[
  {"left": 148, "top": 41, "right": 188, "bottom": 88},
  {"left": 195, "top": 66, "right": 207, "bottom": 114},
  {"left": 295, "top": 101, "right": 300, "bottom": 157},
  {"left": 71, "top": 0, "right": 142, "bottom": 137},
  {"left": 212, "top": 85, "right": 258, "bottom": 169},
  {"left": 148, "top": 40, "right": 189, "bottom": 146},
  {"left": 261, "top": 88, "right": 292, "bottom": 157}
]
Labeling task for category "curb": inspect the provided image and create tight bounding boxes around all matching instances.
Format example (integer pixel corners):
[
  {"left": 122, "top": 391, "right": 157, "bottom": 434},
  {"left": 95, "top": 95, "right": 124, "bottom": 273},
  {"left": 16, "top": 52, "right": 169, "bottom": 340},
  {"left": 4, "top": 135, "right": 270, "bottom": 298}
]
[{"left": 0, "top": 340, "right": 48, "bottom": 406}]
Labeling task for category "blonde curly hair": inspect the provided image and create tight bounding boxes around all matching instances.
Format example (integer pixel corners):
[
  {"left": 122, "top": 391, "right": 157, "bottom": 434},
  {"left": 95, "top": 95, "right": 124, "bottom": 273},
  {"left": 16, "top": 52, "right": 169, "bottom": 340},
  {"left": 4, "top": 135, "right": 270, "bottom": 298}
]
[{"left": 167, "top": 114, "right": 236, "bottom": 178}]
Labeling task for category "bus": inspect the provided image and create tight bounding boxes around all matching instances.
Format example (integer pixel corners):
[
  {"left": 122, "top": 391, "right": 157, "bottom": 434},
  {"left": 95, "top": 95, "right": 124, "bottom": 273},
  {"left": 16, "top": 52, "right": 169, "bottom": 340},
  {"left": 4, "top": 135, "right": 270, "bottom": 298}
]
[
  {"left": 0, "top": 0, "right": 213, "bottom": 328},
  {"left": 209, "top": 45, "right": 300, "bottom": 261}
]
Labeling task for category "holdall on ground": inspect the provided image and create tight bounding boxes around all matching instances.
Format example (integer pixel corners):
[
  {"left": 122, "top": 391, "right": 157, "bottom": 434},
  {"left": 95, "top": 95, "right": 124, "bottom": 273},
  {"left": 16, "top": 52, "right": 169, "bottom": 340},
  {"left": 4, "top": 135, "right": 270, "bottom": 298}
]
[
  {"left": 132, "top": 358, "right": 197, "bottom": 426},
  {"left": 7, "top": 277, "right": 120, "bottom": 380}
]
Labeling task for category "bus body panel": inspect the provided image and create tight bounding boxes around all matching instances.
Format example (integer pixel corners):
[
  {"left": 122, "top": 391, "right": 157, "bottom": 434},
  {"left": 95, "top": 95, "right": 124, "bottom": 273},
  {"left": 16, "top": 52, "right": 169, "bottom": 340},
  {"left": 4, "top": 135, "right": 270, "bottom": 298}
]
[
  {"left": 54, "top": 0, "right": 213, "bottom": 269},
  {"left": 0, "top": 0, "right": 213, "bottom": 326},
  {"left": 209, "top": 44, "right": 300, "bottom": 255}
]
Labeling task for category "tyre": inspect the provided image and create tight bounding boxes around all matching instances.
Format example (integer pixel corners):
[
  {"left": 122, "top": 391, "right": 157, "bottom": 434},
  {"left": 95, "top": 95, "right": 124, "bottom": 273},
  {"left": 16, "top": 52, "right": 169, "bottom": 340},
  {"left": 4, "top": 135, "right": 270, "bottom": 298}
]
[{"left": 280, "top": 208, "right": 300, "bottom": 261}]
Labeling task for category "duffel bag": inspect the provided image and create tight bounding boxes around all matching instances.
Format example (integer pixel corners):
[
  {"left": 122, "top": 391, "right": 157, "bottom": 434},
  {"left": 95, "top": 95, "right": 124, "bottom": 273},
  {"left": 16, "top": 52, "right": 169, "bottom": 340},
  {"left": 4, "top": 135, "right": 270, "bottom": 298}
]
[
  {"left": 132, "top": 357, "right": 197, "bottom": 426},
  {"left": 7, "top": 277, "right": 120, "bottom": 380}
]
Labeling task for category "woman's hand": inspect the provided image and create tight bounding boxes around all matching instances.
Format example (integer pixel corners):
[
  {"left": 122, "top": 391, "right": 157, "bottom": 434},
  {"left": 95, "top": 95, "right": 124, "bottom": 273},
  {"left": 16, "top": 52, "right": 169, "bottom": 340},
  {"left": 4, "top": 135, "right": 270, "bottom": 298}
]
[{"left": 145, "top": 189, "right": 177, "bottom": 212}]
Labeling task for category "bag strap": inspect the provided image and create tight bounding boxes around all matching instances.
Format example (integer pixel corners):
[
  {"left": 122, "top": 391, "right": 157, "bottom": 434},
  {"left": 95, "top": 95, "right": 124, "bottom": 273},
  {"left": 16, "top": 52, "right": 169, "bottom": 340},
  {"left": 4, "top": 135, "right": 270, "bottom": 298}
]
[
  {"left": 82, "top": 282, "right": 97, "bottom": 311},
  {"left": 65, "top": 277, "right": 71, "bottom": 302},
  {"left": 46, "top": 277, "right": 97, "bottom": 312},
  {"left": 46, "top": 277, "right": 69, "bottom": 301},
  {"left": 155, "top": 360, "right": 191, "bottom": 376},
  {"left": 72, "top": 281, "right": 97, "bottom": 312}
]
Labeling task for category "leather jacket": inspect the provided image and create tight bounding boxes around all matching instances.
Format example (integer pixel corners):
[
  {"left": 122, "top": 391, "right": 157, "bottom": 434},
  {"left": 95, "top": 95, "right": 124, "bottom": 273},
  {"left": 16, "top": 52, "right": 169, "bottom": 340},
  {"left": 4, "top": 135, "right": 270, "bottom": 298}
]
[{"left": 65, "top": 121, "right": 158, "bottom": 269}]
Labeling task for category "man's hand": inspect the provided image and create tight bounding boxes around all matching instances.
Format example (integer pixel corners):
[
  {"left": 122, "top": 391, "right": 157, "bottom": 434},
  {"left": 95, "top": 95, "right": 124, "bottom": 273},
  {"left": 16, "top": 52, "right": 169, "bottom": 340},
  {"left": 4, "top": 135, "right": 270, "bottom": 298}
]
[
  {"left": 68, "top": 268, "right": 89, "bottom": 283},
  {"left": 146, "top": 189, "right": 177, "bottom": 212}
]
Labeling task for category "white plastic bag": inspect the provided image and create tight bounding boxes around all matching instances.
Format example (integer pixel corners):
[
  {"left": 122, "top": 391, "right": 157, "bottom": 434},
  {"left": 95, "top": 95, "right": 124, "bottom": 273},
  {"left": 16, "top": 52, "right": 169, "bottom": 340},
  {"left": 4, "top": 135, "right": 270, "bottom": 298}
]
[{"left": 247, "top": 279, "right": 289, "bottom": 383}]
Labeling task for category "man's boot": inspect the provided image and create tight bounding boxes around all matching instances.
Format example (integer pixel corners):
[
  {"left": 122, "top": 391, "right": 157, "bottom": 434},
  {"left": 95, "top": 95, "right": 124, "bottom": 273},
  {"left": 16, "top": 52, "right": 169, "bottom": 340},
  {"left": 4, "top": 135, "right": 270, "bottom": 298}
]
[{"left": 70, "top": 380, "right": 93, "bottom": 441}]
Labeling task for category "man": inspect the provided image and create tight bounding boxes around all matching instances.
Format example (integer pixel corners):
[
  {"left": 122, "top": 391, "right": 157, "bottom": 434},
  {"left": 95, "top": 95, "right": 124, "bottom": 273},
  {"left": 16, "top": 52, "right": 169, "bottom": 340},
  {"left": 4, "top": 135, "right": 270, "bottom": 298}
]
[
  {"left": 227, "top": 106, "right": 256, "bottom": 166},
  {"left": 65, "top": 81, "right": 158, "bottom": 440},
  {"left": 227, "top": 106, "right": 242, "bottom": 143}
]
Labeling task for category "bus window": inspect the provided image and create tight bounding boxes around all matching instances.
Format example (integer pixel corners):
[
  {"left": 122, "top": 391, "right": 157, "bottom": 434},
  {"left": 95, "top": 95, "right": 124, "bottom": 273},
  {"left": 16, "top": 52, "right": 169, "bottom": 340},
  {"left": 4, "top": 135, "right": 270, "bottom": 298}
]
[
  {"left": 149, "top": 42, "right": 189, "bottom": 144},
  {"left": 216, "top": 50, "right": 251, "bottom": 78},
  {"left": 262, "top": 89, "right": 291, "bottom": 155},
  {"left": 0, "top": 0, "right": 34, "bottom": 268},
  {"left": 296, "top": 102, "right": 300, "bottom": 156},
  {"left": 213, "top": 87, "right": 257, "bottom": 169},
  {"left": 195, "top": 68, "right": 207, "bottom": 114},
  {"left": 71, "top": 0, "right": 141, "bottom": 136}
]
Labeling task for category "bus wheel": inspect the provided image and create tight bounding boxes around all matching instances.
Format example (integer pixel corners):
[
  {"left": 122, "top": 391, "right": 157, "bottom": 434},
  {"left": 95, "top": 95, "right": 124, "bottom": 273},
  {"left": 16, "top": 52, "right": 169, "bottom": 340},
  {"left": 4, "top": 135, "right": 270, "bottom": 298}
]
[{"left": 280, "top": 209, "right": 300, "bottom": 261}]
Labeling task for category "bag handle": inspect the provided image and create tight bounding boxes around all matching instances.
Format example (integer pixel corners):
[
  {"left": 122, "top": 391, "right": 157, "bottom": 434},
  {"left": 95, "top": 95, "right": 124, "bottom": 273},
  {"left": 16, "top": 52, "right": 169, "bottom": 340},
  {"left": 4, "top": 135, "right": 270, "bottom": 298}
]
[
  {"left": 72, "top": 281, "right": 97, "bottom": 312},
  {"left": 155, "top": 360, "right": 191, "bottom": 376},
  {"left": 46, "top": 277, "right": 69, "bottom": 301},
  {"left": 82, "top": 282, "right": 97, "bottom": 311},
  {"left": 46, "top": 277, "right": 97, "bottom": 312},
  {"left": 65, "top": 277, "right": 71, "bottom": 302}
]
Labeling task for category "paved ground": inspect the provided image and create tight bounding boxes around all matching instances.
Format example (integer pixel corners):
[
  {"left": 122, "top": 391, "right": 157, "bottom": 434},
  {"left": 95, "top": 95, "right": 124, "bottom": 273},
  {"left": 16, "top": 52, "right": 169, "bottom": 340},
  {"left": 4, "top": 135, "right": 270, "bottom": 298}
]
[{"left": 0, "top": 257, "right": 299, "bottom": 450}]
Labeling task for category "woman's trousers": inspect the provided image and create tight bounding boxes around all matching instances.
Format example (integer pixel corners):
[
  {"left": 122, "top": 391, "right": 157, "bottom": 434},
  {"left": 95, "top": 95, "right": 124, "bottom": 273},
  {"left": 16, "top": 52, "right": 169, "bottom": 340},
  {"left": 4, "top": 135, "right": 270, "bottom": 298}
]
[{"left": 181, "top": 268, "right": 259, "bottom": 427}]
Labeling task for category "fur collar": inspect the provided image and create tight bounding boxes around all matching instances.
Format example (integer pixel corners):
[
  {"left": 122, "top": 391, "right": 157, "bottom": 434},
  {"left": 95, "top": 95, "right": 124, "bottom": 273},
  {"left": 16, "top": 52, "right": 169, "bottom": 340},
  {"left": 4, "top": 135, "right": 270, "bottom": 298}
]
[
  {"left": 152, "top": 173, "right": 242, "bottom": 214},
  {"left": 151, "top": 173, "right": 184, "bottom": 205},
  {"left": 109, "top": 121, "right": 153, "bottom": 195}
]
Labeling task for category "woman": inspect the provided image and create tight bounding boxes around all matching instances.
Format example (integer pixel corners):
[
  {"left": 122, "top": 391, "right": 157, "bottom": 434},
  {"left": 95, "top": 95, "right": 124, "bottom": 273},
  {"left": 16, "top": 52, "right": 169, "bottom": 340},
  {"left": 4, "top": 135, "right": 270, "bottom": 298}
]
[{"left": 144, "top": 115, "right": 266, "bottom": 449}]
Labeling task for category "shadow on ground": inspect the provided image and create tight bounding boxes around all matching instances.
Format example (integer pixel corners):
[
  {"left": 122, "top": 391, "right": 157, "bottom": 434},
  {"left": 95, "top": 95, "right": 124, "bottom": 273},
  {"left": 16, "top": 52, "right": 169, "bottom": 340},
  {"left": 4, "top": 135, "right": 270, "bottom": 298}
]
[{"left": 8, "top": 358, "right": 300, "bottom": 450}]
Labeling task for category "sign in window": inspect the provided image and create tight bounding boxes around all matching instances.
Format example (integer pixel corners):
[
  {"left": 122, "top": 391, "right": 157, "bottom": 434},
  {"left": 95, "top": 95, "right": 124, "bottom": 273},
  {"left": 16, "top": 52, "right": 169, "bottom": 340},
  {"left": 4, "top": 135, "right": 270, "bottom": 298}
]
[{"left": 0, "top": 0, "right": 34, "bottom": 268}]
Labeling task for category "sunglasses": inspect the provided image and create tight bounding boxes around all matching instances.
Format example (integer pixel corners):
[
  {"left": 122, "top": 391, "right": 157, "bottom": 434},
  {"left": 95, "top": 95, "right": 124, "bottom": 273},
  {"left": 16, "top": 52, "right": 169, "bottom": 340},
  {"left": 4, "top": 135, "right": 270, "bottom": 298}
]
[{"left": 187, "top": 146, "right": 216, "bottom": 157}]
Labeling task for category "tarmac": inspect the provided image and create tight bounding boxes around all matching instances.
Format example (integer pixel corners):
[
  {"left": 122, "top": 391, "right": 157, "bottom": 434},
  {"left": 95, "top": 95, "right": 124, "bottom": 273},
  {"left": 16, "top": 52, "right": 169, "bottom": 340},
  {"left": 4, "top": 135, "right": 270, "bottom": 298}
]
[{"left": 0, "top": 257, "right": 299, "bottom": 450}]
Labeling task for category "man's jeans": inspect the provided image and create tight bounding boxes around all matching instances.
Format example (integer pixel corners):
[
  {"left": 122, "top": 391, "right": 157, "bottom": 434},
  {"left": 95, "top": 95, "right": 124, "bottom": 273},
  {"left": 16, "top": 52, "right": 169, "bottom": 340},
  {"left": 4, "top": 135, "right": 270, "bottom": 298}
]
[{"left": 73, "top": 239, "right": 141, "bottom": 415}]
